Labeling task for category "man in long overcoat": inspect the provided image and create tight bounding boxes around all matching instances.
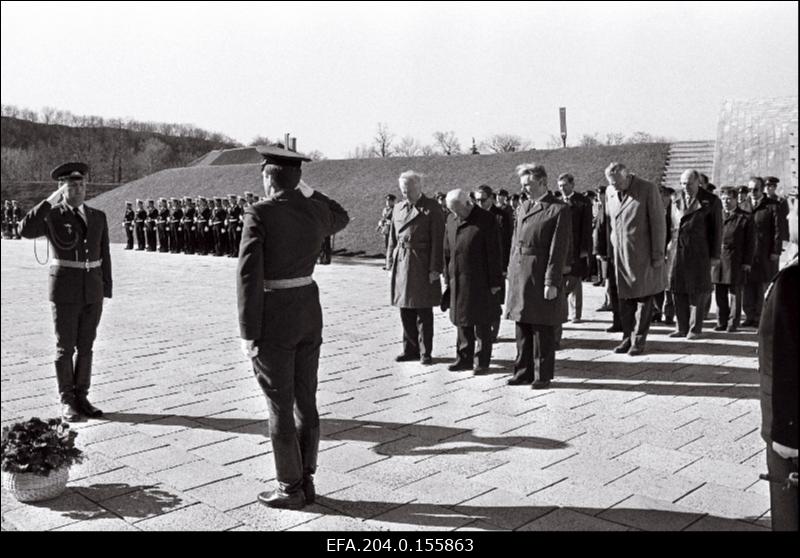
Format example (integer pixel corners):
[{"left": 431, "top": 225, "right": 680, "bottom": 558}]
[
  {"left": 604, "top": 162, "right": 667, "bottom": 356},
  {"left": 758, "top": 253, "right": 798, "bottom": 531},
  {"left": 443, "top": 189, "right": 503, "bottom": 373},
  {"left": 667, "top": 169, "right": 722, "bottom": 339},
  {"left": 505, "top": 163, "right": 571, "bottom": 389},
  {"left": 743, "top": 177, "right": 783, "bottom": 327},
  {"left": 474, "top": 184, "right": 510, "bottom": 341},
  {"left": 388, "top": 170, "right": 445, "bottom": 365},
  {"left": 711, "top": 187, "right": 754, "bottom": 332}
]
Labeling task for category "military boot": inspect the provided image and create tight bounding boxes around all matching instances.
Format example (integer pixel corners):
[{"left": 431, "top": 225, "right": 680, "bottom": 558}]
[
  {"left": 55, "top": 359, "right": 80, "bottom": 422},
  {"left": 75, "top": 353, "right": 103, "bottom": 418}
]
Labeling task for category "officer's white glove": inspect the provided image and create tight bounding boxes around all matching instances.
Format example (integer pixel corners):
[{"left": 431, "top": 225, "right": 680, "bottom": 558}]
[
  {"left": 773, "top": 441, "right": 799, "bottom": 459},
  {"left": 240, "top": 339, "right": 259, "bottom": 359},
  {"left": 46, "top": 184, "right": 68, "bottom": 205},
  {"left": 544, "top": 286, "right": 558, "bottom": 300},
  {"left": 297, "top": 180, "right": 314, "bottom": 198}
]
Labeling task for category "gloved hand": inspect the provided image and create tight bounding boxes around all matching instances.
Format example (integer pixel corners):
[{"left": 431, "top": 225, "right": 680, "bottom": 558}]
[
  {"left": 544, "top": 286, "right": 558, "bottom": 300},
  {"left": 240, "top": 339, "right": 259, "bottom": 359},
  {"left": 46, "top": 184, "right": 68, "bottom": 205}
]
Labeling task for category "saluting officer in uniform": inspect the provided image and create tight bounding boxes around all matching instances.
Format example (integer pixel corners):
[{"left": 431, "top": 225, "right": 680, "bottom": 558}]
[
  {"left": 743, "top": 177, "right": 782, "bottom": 327},
  {"left": 227, "top": 194, "right": 242, "bottom": 257},
  {"left": 123, "top": 201, "right": 135, "bottom": 249},
  {"left": 170, "top": 198, "right": 184, "bottom": 253},
  {"left": 145, "top": 199, "right": 158, "bottom": 252},
  {"left": 19, "top": 162, "right": 112, "bottom": 421},
  {"left": 134, "top": 199, "right": 147, "bottom": 251},
  {"left": 238, "top": 146, "right": 349, "bottom": 509},
  {"left": 183, "top": 197, "right": 196, "bottom": 255}
]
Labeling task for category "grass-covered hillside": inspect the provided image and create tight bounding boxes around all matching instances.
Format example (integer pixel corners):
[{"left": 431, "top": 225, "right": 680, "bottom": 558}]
[{"left": 90, "top": 143, "right": 670, "bottom": 254}]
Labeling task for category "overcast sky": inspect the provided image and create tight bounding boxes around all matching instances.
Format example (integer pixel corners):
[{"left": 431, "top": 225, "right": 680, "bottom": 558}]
[{"left": 1, "top": 1, "right": 797, "bottom": 158}]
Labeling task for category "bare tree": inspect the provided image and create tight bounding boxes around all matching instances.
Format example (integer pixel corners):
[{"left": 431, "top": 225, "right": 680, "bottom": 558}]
[
  {"left": 420, "top": 144, "right": 437, "bottom": 156},
  {"left": 625, "top": 131, "right": 654, "bottom": 144},
  {"left": 545, "top": 135, "right": 563, "bottom": 149},
  {"left": 372, "top": 122, "right": 395, "bottom": 157},
  {"left": 482, "top": 133, "right": 532, "bottom": 153},
  {"left": 432, "top": 131, "right": 462, "bottom": 155},
  {"left": 306, "top": 149, "right": 326, "bottom": 161},
  {"left": 248, "top": 135, "right": 273, "bottom": 146},
  {"left": 604, "top": 132, "right": 625, "bottom": 145},
  {"left": 395, "top": 136, "right": 422, "bottom": 157},
  {"left": 578, "top": 133, "right": 601, "bottom": 147},
  {"left": 348, "top": 143, "right": 377, "bottom": 159}
]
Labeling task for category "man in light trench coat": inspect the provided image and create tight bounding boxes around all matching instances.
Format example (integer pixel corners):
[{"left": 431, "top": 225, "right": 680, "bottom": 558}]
[
  {"left": 387, "top": 171, "right": 446, "bottom": 365},
  {"left": 604, "top": 162, "right": 667, "bottom": 356}
]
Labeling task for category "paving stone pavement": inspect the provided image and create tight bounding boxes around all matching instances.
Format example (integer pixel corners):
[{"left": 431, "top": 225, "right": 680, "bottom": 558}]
[{"left": 1, "top": 239, "right": 773, "bottom": 531}]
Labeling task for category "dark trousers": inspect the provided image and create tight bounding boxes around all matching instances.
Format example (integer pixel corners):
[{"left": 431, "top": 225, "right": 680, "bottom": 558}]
[
  {"left": 171, "top": 225, "right": 183, "bottom": 253},
  {"left": 213, "top": 225, "right": 225, "bottom": 256},
  {"left": 714, "top": 283, "right": 743, "bottom": 328},
  {"left": 157, "top": 226, "right": 169, "bottom": 252},
  {"left": 145, "top": 226, "right": 156, "bottom": 251},
  {"left": 399, "top": 307, "right": 434, "bottom": 358},
  {"left": 653, "top": 290, "right": 675, "bottom": 321},
  {"left": 203, "top": 229, "right": 214, "bottom": 255},
  {"left": 183, "top": 225, "right": 195, "bottom": 254},
  {"left": 743, "top": 280, "right": 766, "bottom": 323},
  {"left": 125, "top": 226, "right": 134, "bottom": 249},
  {"left": 51, "top": 302, "right": 103, "bottom": 403},
  {"left": 606, "top": 260, "right": 622, "bottom": 329},
  {"left": 619, "top": 295, "right": 653, "bottom": 348},
  {"left": 512, "top": 322, "right": 555, "bottom": 383},
  {"left": 673, "top": 291, "right": 710, "bottom": 334},
  {"left": 252, "top": 284, "right": 322, "bottom": 492},
  {"left": 228, "top": 227, "right": 240, "bottom": 256},
  {"left": 455, "top": 324, "right": 493, "bottom": 367},
  {"left": 765, "top": 443, "right": 799, "bottom": 531},
  {"left": 555, "top": 274, "right": 582, "bottom": 343},
  {"left": 134, "top": 224, "right": 145, "bottom": 250}
]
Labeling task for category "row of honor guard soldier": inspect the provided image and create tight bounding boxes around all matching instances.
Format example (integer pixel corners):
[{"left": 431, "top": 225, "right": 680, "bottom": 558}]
[{"left": 3, "top": 200, "right": 23, "bottom": 239}]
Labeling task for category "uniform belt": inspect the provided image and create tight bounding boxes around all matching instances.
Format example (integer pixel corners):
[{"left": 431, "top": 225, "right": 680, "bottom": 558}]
[
  {"left": 52, "top": 258, "right": 102, "bottom": 270},
  {"left": 263, "top": 276, "right": 313, "bottom": 290}
]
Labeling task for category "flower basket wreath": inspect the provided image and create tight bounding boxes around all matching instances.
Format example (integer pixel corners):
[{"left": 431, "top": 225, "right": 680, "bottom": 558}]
[{"left": 1, "top": 417, "right": 85, "bottom": 502}]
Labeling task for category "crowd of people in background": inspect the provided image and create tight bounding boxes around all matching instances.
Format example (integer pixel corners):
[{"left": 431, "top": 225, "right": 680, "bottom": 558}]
[{"left": 1, "top": 199, "right": 23, "bottom": 239}]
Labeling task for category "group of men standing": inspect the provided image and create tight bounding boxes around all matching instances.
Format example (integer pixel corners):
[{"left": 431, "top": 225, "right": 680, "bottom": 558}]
[
  {"left": 2, "top": 199, "right": 23, "bottom": 239},
  {"left": 123, "top": 194, "right": 249, "bottom": 257}
]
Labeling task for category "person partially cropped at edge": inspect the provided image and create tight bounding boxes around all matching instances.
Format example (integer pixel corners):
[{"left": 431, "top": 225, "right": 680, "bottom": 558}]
[{"left": 237, "top": 145, "right": 349, "bottom": 509}]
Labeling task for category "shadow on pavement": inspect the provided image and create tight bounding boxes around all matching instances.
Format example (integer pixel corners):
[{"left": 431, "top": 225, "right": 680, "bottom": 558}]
[{"left": 100, "top": 414, "right": 569, "bottom": 455}]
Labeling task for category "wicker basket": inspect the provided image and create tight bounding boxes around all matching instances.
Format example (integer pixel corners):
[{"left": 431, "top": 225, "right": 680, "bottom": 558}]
[{"left": 2, "top": 466, "right": 70, "bottom": 502}]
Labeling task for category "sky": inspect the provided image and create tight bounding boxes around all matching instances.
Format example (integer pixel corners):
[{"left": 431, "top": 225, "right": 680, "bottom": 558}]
[{"left": 1, "top": 1, "right": 798, "bottom": 159}]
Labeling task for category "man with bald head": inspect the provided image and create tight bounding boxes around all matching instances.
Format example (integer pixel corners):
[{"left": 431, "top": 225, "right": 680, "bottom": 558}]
[
  {"left": 667, "top": 169, "right": 722, "bottom": 339},
  {"left": 442, "top": 189, "right": 504, "bottom": 373}
]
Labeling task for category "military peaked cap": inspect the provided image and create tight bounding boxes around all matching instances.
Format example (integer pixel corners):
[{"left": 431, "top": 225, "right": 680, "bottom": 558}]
[
  {"left": 51, "top": 161, "right": 88, "bottom": 181},
  {"left": 764, "top": 176, "right": 780, "bottom": 184},
  {"left": 720, "top": 186, "right": 737, "bottom": 195},
  {"left": 256, "top": 145, "right": 311, "bottom": 168}
]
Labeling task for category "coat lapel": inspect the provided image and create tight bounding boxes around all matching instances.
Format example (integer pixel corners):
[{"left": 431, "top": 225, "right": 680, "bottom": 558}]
[
  {"left": 398, "top": 196, "right": 426, "bottom": 232},
  {"left": 521, "top": 197, "right": 546, "bottom": 221}
]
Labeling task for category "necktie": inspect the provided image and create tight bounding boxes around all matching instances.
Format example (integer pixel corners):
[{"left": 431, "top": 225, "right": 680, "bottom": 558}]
[{"left": 73, "top": 208, "right": 87, "bottom": 237}]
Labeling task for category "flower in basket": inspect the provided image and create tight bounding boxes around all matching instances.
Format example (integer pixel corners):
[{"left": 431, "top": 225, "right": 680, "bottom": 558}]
[{"left": 1, "top": 417, "right": 85, "bottom": 476}]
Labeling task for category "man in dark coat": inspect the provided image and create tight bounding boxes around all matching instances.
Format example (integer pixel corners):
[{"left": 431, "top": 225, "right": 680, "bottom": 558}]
[
  {"left": 443, "top": 189, "right": 504, "bottom": 373},
  {"left": 758, "top": 253, "right": 798, "bottom": 531},
  {"left": 667, "top": 169, "right": 722, "bottom": 339},
  {"left": 474, "top": 185, "right": 510, "bottom": 341},
  {"left": 505, "top": 163, "right": 571, "bottom": 389},
  {"left": 19, "top": 162, "right": 112, "bottom": 421},
  {"left": 134, "top": 199, "right": 147, "bottom": 251},
  {"left": 555, "top": 173, "right": 592, "bottom": 347},
  {"left": 238, "top": 146, "right": 349, "bottom": 509},
  {"left": 743, "top": 177, "right": 783, "bottom": 327},
  {"left": 765, "top": 176, "right": 790, "bottom": 244},
  {"left": 711, "top": 187, "right": 754, "bottom": 332},
  {"left": 387, "top": 171, "right": 446, "bottom": 365}
]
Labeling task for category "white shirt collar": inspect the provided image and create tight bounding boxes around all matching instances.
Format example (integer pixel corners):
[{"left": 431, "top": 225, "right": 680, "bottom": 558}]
[{"left": 65, "top": 202, "right": 85, "bottom": 216}]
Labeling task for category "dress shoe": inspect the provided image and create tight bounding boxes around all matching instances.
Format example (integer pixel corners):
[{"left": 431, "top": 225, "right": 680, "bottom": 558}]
[
  {"left": 628, "top": 345, "right": 645, "bottom": 356},
  {"left": 613, "top": 340, "right": 632, "bottom": 354},
  {"left": 77, "top": 398, "right": 104, "bottom": 418},
  {"left": 420, "top": 355, "right": 433, "bottom": 365},
  {"left": 726, "top": 325, "right": 738, "bottom": 333},
  {"left": 597, "top": 304, "right": 612, "bottom": 312},
  {"left": 605, "top": 325, "right": 623, "bottom": 333},
  {"left": 741, "top": 320, "right": 758, "bottom": 328},
  {"left": 258, "top": 489, "right": 306, "bottom": 509},
  {"left": 473, "top": 365, "right": 490, "bottom": 375},
  {"left": 395, "top": 353, "right": 420, "bottom": 362},
  {"left": 663, "top": 318, "right": 676, "bottom": 326},
  {"left": 531, "top": 380, "right": 551, "bottom": 390},
  {"left": 571, "top": 318, "right": 583, "bottom": 324},
  {"left": 61, "top": 401, "right": 81, "bottom": 422},
  {"left": 303, "top": 476, "right": 315, "bottom": 505},
  {"left": 448, "top": 361, "right": 472, "bottom": 372},
  {"left": 713, "top": 325, "right": 727, "bottom": 332},
  {"left": 686, "top": 332, "right": 702, "bottom": 340},
  {"left": 668, "top": 330, "right": 688, "bottom": 338},
  {"left": 506, "top": 376, "right": 531, "bottom": 386}
]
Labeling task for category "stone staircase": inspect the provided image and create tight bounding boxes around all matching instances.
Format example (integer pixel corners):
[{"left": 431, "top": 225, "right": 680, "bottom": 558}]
[{"left": 661, "top": 140, "right": 716, "bottom": 189}]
